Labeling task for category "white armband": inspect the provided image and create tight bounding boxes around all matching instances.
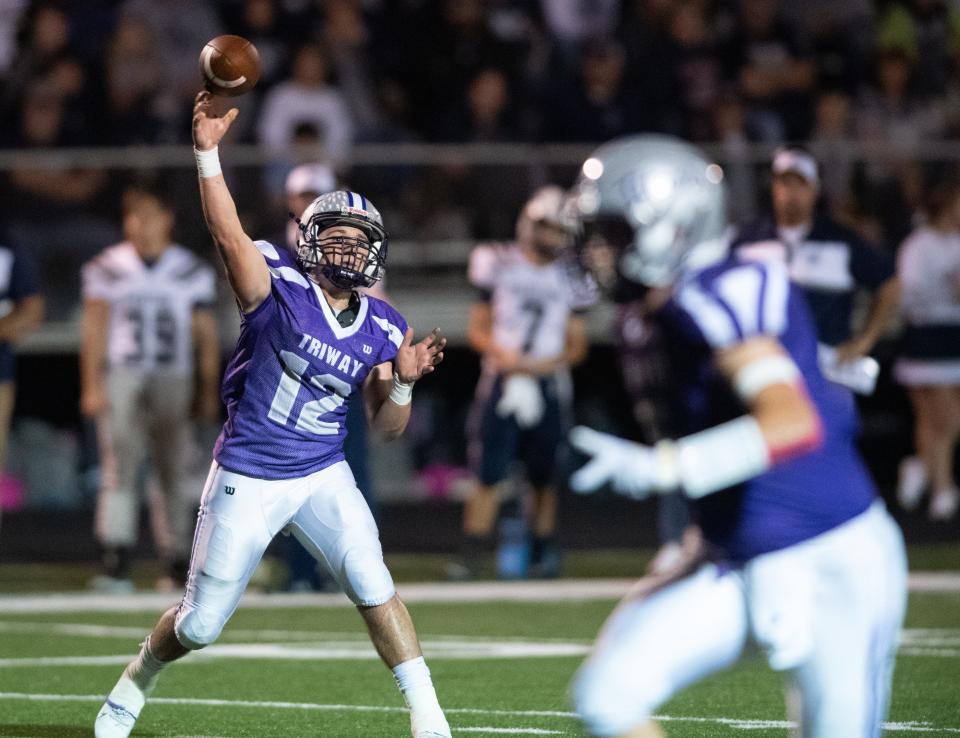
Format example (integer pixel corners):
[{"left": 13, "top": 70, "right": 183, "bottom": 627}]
[
  {"left": 194, "top": 146, "right": 222, "bottom": 178},
  {"left": 732, "top": 354, "right": 800, "bottom": 401},
  {"left": 389, "top": 373, "right": 414, "bottom": 406},
  {"left": 656, "top": 415, "right": 771, "bottom": 499}
]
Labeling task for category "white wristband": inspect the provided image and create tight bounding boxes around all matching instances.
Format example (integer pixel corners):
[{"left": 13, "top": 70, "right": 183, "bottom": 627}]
[
  {"left": 389, "top": 373, "right": 414, "bottom": 406},
  {"left": 195, "top": 146, "right": 222, "bottom": 178},
  {"left": 660, "top": 415, "right": 771, "bottom": 499}
]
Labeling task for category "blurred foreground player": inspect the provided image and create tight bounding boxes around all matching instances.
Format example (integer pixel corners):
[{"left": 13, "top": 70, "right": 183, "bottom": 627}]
[
  {"left": 567, "top": 135, "right": 907, "bottom": 738},
  {"left": 94, "top": 92, "right": 451, "bottom": 738},
  {"left": 451, "top": 186, "right": 592, "bottom": 580}
]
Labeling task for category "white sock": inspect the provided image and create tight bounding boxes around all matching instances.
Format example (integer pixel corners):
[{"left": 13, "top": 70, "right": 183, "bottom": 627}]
[
  {"left": 122, "top": 637, "right": 166, "bottom": 695},
  {"left": 393, "top": 657, "right": 448, "bottom": 733}
]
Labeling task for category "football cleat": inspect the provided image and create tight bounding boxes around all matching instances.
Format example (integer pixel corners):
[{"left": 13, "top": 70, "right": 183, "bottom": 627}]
[{"left": 94, "top": 676, "right": 146, "bottom": 738}]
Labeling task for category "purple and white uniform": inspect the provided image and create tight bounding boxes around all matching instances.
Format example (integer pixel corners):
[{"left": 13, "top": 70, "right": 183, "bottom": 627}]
[
  {"left": 657, "top": 257, "right": 876, "bottom": 562},
  {"left": 174, "top": 240, "right": 406, "bottom": 650},
  {"left": 215, "top": 240, "right": 406, "bottom": 478},
  {"left": 574, "top": 257, "right": 907, "bottom": 738}
]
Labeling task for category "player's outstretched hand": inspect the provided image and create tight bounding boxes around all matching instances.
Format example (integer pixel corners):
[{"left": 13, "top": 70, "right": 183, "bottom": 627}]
[
  {"left": 193, "top": 90, "right": 238, "bottom": 152},
  {"left": 569, "top": 426, "right": 665, "bottom": 499},
  {"left": 395, "top": 326, "right": 446, "bottom": 384}
]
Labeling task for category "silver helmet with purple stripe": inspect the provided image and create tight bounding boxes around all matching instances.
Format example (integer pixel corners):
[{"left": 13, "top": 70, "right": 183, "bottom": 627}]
[
  {"left": 569, "top": 134, "right": 727, "bottom": 292},
  {"left": 294, "top": 190, "right": 388, "bottom": 289}
]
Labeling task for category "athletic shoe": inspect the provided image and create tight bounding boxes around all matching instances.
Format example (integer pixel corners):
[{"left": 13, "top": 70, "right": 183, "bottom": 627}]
[
  {"left": 95, "top": 676, "right": 146, "bottom": 738},
  {"left": 897, "top": 456, "right": 928, "bottom": 511},
  {"left": 89, "top": 575, "right": 135, "bottom": 594},
  {"left": 929, "top": 487, "right": 959, "bottom": 521}
]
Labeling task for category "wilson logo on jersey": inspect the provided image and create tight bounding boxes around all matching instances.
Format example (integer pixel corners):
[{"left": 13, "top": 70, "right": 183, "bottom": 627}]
[
  {"left": 224, "top": 486, "right": 235, "bottom": 496},
  {"left": 362, "top": 344, "right": 373, "bottom": 355}
]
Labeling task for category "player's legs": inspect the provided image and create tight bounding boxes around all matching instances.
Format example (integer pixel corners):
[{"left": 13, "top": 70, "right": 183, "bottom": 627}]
[
  {"left": 94, "top": 370, "right": 148, "bottom": 588},
  {"left": 96, "top": 463, "right": 284, "bottom": 738},
  {"left": 289, "top": 461, "right": 450, "bottom": 738},
  {"left": 909, "top": 386, "right": 960, "bottom": 519},
  {"left": 785, "top": 503, "right": 908, "bottom": 738},
  {"left": 145, "top": 374, "right": 195, "bottom": 584},
  {"left": 573, "top": 564, "right": 748, "bottom": 738},
  {"left": 524, "top": 380, "right": 566, "bottom": 577},
  {"left": 453, "top": 375, "right": 519, "bottom": 578}
]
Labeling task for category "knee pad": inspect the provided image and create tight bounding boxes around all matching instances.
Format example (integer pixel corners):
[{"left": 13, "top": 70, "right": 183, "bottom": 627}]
[
  {"left": 339, "top": 545, "right": 394, "bottom": 606},
  {"left": 174, "top": 603, "right": 226, "bottom": 650}
]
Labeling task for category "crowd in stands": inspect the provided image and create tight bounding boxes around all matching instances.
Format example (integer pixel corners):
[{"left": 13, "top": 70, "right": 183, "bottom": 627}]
[{"left": 1, "top": 0, "right": 960, "bottom": 309}]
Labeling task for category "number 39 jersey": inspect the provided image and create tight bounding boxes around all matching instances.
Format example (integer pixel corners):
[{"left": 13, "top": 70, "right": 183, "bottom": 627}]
[
  {"left": 213, "top": 240, "right": 407, "bottom": 480},
  {"left": 81, "top": 242, "right": 216, "bottom": 375},
  {"left": 468, "top": 243, "right": 595, "bottom": 368}
]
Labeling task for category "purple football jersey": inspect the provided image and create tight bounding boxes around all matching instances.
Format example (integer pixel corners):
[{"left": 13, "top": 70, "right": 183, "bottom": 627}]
[
  {"left": 655, "top": 256, "right": 876, "bottom": 562},
  {"left": 214, "top": 241, "right": 407, "bottom": 479}
]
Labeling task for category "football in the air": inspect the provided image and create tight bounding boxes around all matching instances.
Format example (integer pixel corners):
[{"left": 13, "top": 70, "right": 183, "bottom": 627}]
[{"left": 199, "top": 35, "right": 260, "bottom": 97}]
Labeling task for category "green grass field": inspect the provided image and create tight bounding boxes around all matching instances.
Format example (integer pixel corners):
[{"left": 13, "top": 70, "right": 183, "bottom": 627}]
[{"left": 0, "top": 554, "right": 957, "bottom": 737}]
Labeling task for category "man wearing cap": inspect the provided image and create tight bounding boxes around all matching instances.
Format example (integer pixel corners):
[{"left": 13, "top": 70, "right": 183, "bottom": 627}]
[{"left": 732, "top": 147, "right": 901, "bottom": 367}]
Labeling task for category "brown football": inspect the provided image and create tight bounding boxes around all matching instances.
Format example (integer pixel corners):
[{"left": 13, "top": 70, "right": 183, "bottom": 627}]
[{"left": 199, "top": 35, "right": 260, "bottom": 97}]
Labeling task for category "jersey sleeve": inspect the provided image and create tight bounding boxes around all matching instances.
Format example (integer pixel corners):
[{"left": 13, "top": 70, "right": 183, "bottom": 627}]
[
  {"left": 467, "top": 244, "right": 502, "bottom": 291},
  {"left": 9, "top": 247, "right": 40, "bottom": 300},
  {"left": 675, "top": 261, "right": 791, "bottom": 349},
  {"left": 81, "top": 256, "right": 117, "bottom": 302},
  {"left": 370, "top": 302, "right": 409, "bottom": 365}
]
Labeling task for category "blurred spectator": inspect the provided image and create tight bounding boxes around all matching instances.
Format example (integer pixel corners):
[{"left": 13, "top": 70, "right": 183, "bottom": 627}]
[
  {"left": 855, "top": 47, "right": 944, "bottom": 245},
  {"left": 733, "top": 147, "right": 900, "bottom": 361},
  {"left": 876, "top": 0, "right": 960, "bottom": 97},
  {"left": 434, "top": 66, "right": 518, "bottom": 142},
  {"left": 100, "top": 14, "right": 163, "bottom": 144},
  {"left": 222, "top": 0, "right": 294, "bottom": 87},
  {"left": 713, "top": 93, "right": 758, "bottom": 224},
  {"left": 323, "top": 0, "right": 390, "bottom": 142},
  {"left": 80, "top": 183, "right": 219, "bottom": 592},
  {"left": 665, "top": 1, "right": 724, "bottom": 141},
  {"left": 2, "top": 1, "right": 70, "bottom": 111},
  {"left": 0, "top": 240, "right": 43, "bottom": 537},
  {"left": 541, "top": 37, "right": 640, "bottom": 142},
  {"left": 257, "top": 42, "right": 354, "bottom": 166},
  {"left": 540, "top": 0, "right": 620, "bottom": 70},
  {"left": 403, "top": 0, "right": 519, "bottom": 136},
  {"left": 721, "top": 0, "right": 816, "bottom": 141},
  {"left": 894, "top": 167, "right": 960, "bottom": 521},
  {"left": 2, "top": 82, "right": 115, "bottom": 317},
  {"left": 809, "top": 89, "right": 857, "bottom": 212},
  {"left": 119, "top": 0, "right": 223, "bottom": 141},
  {"left": 0, "top": 0, "right": 28, "bottom": 78}
]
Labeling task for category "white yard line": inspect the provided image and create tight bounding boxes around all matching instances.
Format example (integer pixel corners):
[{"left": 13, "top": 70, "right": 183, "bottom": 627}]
[
  {"left": 0, "top": 692, "right": 957, "bottom": 734},
  {"left": 0, "top": 573, "right": 957, "bottom": 613}
]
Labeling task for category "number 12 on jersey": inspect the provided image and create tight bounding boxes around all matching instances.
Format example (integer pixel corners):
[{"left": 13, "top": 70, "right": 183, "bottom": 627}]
[{"left": 268, "top": 350, "right": 352, "bottom": 435}]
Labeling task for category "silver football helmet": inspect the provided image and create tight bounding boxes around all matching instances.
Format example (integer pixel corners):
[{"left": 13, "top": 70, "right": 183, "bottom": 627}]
[
  {"left": 294, "top": 190, "right": 387, "bottom": 289},
  {"left": 516, "top": 185, "right": 574, "bottom": 260},
  {"left": 569, "top": 134, "right": 727, "bottom": 290}
]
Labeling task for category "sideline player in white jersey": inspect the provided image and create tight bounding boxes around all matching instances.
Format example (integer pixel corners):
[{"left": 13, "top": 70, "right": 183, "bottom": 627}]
[
  {"left": 450, "top": 186, "right": 593, "bottom": 580},
  {"left": 94, "top": 92, "right": 450, "bottom": 738},
  {"left": 81, "top": 184, "right": 220, "bottom": 592},
  {"left": 566, "top": 135, "right": 907, "bottom": 738}
]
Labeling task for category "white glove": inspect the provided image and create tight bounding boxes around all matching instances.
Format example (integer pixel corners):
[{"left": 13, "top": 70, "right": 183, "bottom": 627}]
[
  {"left": 569, "top": 426, "right": 676, "bottom": 499},
  {"left": 496, "top": 374, "right": 545, "bottom": 428}
]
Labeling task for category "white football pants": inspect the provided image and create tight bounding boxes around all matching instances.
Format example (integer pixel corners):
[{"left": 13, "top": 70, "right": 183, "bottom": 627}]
[
  {"left": 573, "top": 501, "right": 907, "bottom": 738},
  {"left": 174, "top": 460, "right": 394, "bottom": 649}
]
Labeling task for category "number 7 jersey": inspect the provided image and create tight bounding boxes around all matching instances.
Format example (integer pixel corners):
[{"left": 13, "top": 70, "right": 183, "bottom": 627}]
[{"left": 214, "top": 241, "right": 407, "bottom": 479}]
